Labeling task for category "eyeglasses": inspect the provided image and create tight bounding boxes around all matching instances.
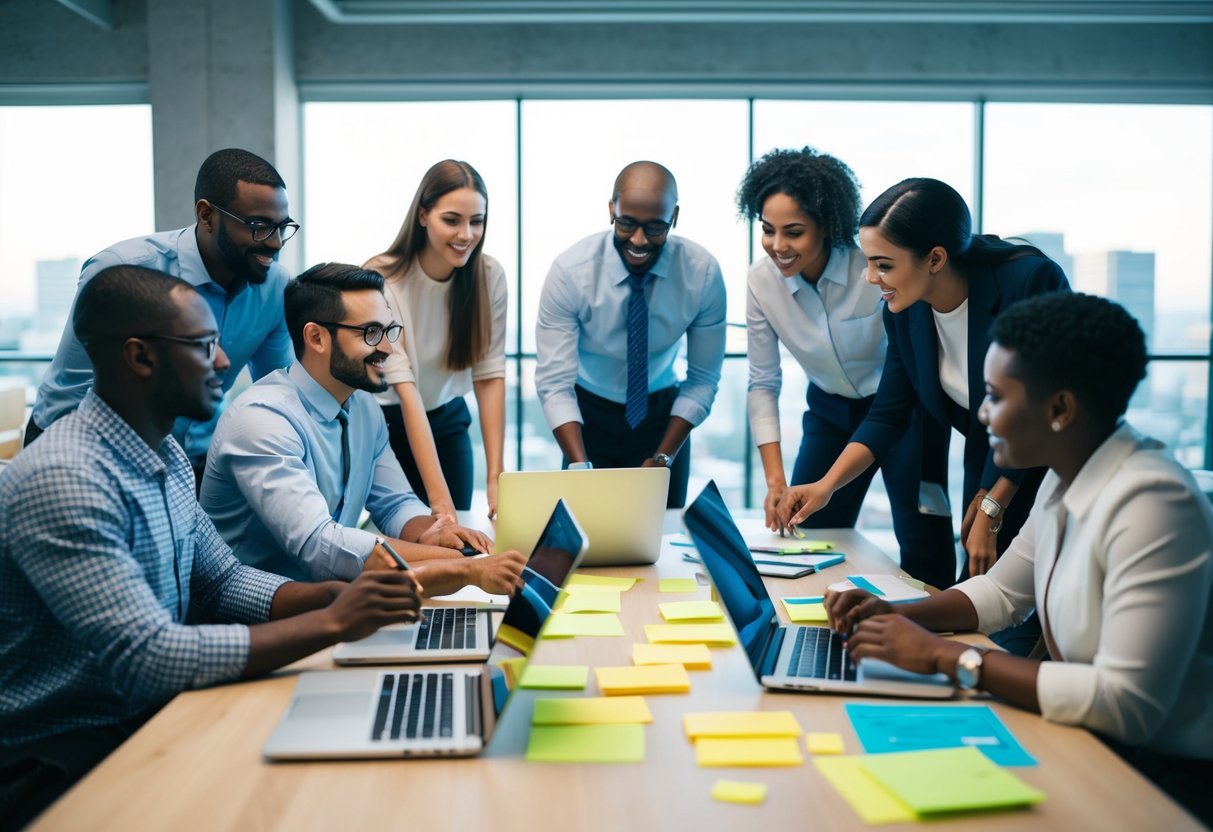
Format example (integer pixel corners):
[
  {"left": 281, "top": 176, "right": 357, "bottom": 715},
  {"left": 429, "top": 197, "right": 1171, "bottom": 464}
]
[
  {"left": 612, "top": 215, "right": 674, "bottom": 238},
  {"left": 135, "top": 333, "right": 221, "bottom": 362},
  {"left": 315, "top": 321, "right": 403, "bottom": 347},
  {"left": 210, "top": 203, "right": 300, "bottom": 243}
]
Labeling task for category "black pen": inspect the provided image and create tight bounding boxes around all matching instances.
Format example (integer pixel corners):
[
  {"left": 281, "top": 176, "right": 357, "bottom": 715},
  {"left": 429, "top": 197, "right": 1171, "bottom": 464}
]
[{"left": 377, "top": 536, "right": 411, "bottom": 571}]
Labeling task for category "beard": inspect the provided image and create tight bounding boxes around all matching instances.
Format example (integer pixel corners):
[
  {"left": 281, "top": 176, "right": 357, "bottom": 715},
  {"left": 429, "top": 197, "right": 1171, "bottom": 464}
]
[
  {"left": 611, "top": 233, "right": 662, "bottom": 276},
  {"left": 216, "top": 220, "right": 274, "bottom": 286},
  {"left": 330, "top": 341, "right": 390, "bottom": 394}
]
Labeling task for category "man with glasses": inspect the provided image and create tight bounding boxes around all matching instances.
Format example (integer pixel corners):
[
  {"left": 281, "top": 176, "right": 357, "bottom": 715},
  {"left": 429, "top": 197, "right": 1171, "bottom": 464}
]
[
  {"left": 200, "top": 263, "right": 527, "bottom": 596},
  {"left": 535, "top": 161, "right": 727, "bottom": 507},
  {"left": 28, "top": 148, "right": 299, "bottom": 487}
]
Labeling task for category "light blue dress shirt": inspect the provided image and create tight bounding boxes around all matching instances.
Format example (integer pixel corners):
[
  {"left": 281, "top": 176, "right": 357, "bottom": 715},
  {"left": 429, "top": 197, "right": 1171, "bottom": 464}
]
[
  {"left": 535, "top": 231, "right": 727, "bottom": 429},
  {"left": 31, "top": 225, "right": 294, "bottom": 465},
  {"left": 0, "top": 390, "right": 288, "bottom": 746},
  {"left": 200, "top": 363, "right": 430, "bottom": 582}
]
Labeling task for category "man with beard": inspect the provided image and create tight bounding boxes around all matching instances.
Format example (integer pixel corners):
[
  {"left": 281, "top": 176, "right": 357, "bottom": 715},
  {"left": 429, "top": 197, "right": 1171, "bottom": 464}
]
[
  {"left": 200, "top": 263, "right": 527, "bottom": 597},
  {"left": 0, "top": 266, "right": 422, "bottom": 827},
  {"left": 27, "top": 148, "right": 297, "bottom": 487},
  {"left": 535, "top": 161, "right": 727, "bottom": 507}
]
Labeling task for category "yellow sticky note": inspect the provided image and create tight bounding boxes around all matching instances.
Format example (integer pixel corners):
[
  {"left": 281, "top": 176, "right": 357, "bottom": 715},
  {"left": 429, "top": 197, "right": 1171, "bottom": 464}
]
[
  {"left": 499, "top": 657, "right": 527, "bottom": 688},
  {"left": 518, "top": 665, "right": 589, "bottom": 690},
  {"left": 531, "top": 696, "right": 653, "bottom": 725},
  {"left": 644, "top": 623, "right": 737, "bottom": 646},
  {"left": 695, "top": 737, "right": 804, "bottom": 767},
  {"left": 712, "top": 780, "right": 768, "bottom": 805},
  {"left": 683, "top": 711, "right": 802, "bottom": 740},
  {"left": 555, "top": 590, "right": 622, "bottom": 614},
  {"left": 526, "top": 724, "right": 645, "bottom": 763},
  {"left": 806, "top": 733, "right": 845, "bottom": 755},
  {"left": 781, "top": 599, "right": 830, "bottom": 623},
  {"left": 566, "top": 574, "right": 639, "bottom": 591},
  {"left": 596, "top": 663, "right": 691, "bottom": 695},
  {"left": 631, "top": 643, "right": 713, "bottom": 670},
  {"left": 541, "top": 613, "right": 625, "bottom": 638},
  {"left": 658, "top": 600, "right": 724, "bottom": 622},
  {"left": 659, "top": 578, "right": 699, "bottom": 593},
  {"left": 814, "top": 756, "right": 916, "bottom": 824}
]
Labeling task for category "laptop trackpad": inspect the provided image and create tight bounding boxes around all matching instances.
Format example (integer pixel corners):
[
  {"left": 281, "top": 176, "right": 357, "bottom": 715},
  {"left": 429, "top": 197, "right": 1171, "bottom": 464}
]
[
  {"left": 290, "top": 692, "right": 373, "bottom": 719},
  {"left": 344, "top": 626, "right": 415, "bottom": 646},
  {"left": 860, "top": 658, "right": 952, "bottom": 686}
]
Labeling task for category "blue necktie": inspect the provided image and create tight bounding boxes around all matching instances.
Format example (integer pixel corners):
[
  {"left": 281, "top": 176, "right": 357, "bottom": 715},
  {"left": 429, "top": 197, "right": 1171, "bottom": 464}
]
[
  {"left": 625, "top": 273, "right": 649, "bottom": 429},
  {"left": 334, "top": 408, "right": 350, "bottom": 519}
]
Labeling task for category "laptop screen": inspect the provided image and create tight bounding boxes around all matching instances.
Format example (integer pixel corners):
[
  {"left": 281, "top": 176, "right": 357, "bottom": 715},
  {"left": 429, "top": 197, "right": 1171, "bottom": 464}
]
[{"left": 683, "top": 480, "right": 780, "bottom": 677}]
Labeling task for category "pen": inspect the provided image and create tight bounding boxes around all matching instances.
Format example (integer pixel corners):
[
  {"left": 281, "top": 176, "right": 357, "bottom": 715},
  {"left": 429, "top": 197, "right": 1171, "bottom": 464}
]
[{"left": 377, "top": 536, "right": 411, "bottom": 571}]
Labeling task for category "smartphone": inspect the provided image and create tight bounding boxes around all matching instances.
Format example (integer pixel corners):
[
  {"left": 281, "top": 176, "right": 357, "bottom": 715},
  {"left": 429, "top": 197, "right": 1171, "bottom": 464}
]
[{"left": 918, "top": 481, "right": 952, "bottom": 517}]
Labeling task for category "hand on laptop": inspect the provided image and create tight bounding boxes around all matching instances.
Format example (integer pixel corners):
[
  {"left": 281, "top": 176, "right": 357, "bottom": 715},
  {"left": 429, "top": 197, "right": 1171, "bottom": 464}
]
[
  {"left": 325, "top": 570, "right": 424, "bottom": 642},
  {"left": 417, "top": 514, "right": 493, "bottom": 554},
  {"left": 824, "top": 588, "right": 894, "bottom": 637},
  {"left": 844, "top": 613, "right": 960, "bottom": 677},
  {"left": 468, "top": 550, "right": 527, "bottom": 595}
]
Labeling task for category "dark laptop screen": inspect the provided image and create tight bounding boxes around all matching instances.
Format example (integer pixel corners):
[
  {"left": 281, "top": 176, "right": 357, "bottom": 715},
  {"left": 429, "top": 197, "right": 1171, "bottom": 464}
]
[{"left": 682, "top": 481, "right": 779, "bottom": 677}]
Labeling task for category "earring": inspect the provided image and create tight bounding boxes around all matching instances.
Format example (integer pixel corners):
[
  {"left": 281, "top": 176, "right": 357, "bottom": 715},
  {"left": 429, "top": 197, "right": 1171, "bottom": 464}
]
[{"left": 1051, "top": 421, "right": 1062, "bottom": 432}]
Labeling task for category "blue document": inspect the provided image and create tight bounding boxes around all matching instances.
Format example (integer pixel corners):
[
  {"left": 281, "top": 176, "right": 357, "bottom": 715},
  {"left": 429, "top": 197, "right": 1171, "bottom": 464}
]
[{"left": 845, "top": 703, "right": 1037, "bottom": 767}]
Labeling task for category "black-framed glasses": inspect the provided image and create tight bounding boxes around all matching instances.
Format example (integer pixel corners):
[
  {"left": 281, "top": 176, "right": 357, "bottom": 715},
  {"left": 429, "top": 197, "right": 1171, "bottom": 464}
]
[
  {"left": 314, "top": 321, "right": 403, "bottom": 347},
  {"left": 612, "top": 215, "right": 674, "bottom": 238},
  {"left": 135, "top": 333, "right": 221, "bottom": 362},
  {"left": 210, "top": 203, "right": 300, "bottom": 243}
]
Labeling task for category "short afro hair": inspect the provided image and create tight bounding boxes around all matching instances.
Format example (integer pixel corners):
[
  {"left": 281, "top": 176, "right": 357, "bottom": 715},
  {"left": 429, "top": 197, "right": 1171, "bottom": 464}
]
[
  {"left": 284, "top": 263, "right": 386, "bottom": 359},
  {"left": 74, "top": 265, "right": 192, "bottom": 364},
  {"left": 194, "top": 148, "right": 285, "bottom": 206},
  {"left": 991, "top": 292, "right": 1147, "bottom": 428},
  {"left": 737, "top": 147, "right": 861, "bottom": 249}
]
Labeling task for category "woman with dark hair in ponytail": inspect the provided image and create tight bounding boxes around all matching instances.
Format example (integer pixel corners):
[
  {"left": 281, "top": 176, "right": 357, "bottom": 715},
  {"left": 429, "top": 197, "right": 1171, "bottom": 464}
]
[
  {"left": 776, "top": 179, "right": 1069, "bottom": 628},
  {"left": 365, "top": 160, "right": 507, "bottom": 519}
]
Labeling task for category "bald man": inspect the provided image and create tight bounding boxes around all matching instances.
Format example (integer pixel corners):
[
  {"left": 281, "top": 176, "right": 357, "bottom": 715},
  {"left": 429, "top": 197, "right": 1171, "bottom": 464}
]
[{"left": 535, "top": 161, "right": 727, "bottom": 507}]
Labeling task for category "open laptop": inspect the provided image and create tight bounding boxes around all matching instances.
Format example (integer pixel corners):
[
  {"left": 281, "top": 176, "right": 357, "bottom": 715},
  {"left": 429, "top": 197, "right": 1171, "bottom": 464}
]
[
  {"left": 683, "top": 481, "right": 953, "bottom": 699},
  {"left": 495, "top": 467, "right": 669, "bottom": 566},
  {"left": 263, "top": 500, "right": 587, "bottom": 760}
]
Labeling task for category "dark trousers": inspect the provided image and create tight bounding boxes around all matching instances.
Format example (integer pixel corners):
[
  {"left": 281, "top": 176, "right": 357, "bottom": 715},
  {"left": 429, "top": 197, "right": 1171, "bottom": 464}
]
[
  {"left": 1103, "top": 737, "right": 1213, "bottom": 827},
  {"left": 570, "top": 385, "right": 690, "bottom": 509},
  {"left": 791, "top": 384, "right": 958, "bottom": 590},
  {"left": 382, "top": 397, "right": 475, "bottom": 511}
]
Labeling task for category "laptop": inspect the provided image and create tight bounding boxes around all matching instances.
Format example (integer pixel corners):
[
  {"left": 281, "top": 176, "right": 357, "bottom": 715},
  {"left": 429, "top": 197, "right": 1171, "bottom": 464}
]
[
  {"left": 495, "top": 467, "right": 669, "bottom": 566},
  {"left": 263, "top": 500, "right": 587, "bottom": 760},
  {"left": 683, "top": 481, "right": 954, "bottom": 699}
]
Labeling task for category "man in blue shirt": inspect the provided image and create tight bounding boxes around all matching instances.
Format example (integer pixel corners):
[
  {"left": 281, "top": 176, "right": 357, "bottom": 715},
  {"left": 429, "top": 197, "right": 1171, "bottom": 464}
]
[
  {"left": 0, "top": 266, "right": 422, "bottom": 827},
  {"left": 27, "top": 148, "right": 298, "bottom": 484},
  {"left": 535, "top": 161, "right": 727, "bottom": 507},
  {"left": 201, "top": 263, "right": 526, "bottom": 594}
]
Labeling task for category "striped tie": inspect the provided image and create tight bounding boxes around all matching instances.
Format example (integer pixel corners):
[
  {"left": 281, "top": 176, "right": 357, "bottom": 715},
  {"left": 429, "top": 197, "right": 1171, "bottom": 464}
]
[{"left": 624, "top": 272, "right": 649, "bottom": 429}]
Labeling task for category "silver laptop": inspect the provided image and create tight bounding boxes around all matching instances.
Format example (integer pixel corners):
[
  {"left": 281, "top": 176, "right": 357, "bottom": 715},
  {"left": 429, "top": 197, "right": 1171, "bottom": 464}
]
[
  {"left": 495, "top": 467, "right": 669, "bottom": 566},
  {"left": 683, "top": 482, "right": 954, "bottom": 699},
  {"left": 263, "top": 500, "right": 587, "bottom": 760},
  {"left": 333, "top": 599, "right": 492, "bottom": 665}
]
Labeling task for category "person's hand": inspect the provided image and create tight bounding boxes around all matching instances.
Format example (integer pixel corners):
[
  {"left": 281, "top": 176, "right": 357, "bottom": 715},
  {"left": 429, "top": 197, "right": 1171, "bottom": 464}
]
[
  {"left": 324, "top": 570, "right": 423, "bottom": 642},
  {"left": 763, "top": 483, "right": 787, "bottom": 532},
  {"left": 429, "top": 496, "right": 458, "bottom": 521},
  {"left": 844, "top": 614, "right": 958, "bottom": 676},
  {"left": 486, "top": 478, "right": 498, "bottom": 520},
  {"left": 641, "top": 457, "right": 666, "bottom": 469},
  {"left": 468, "top": 550, "right": 527, "bottom": 595},
  {"left": 965, "top": 509, "right": 999, "bottom": 576},
  {"left": 824, "top": 588, "right": 894, "bottom": 636},
  {"left": 418, "top": 514, "right": 493, "bottom": 554},
  {"left": 774, "top": 481, "right": 833, "bottom": 530},
  {"left": 960, "top": 489, "right": 984, "bottom": 547},
  {"left": 362, "top": 545, "right": 396, "bottom": 572}
]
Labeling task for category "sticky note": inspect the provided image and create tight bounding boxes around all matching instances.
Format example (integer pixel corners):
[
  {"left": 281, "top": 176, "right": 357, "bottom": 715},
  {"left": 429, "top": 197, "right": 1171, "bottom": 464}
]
[
  {"left": 858, "top": 747, "right": 1045, "bottom": 815},
  {"left": 711, "top": 780, "right": 768, "bottom": 805},
  {"left": 518, "top": 665, "right": 589, "bottom": 690},
  {"left": 683, "top": 711, "right": 802, "bottom": 739},
  {"left": 644, "top": 623, "right": 737, "bottom": 646},
  {"left": 659, "top": 578, "right": 699, "bottom": 593},
  {"left": 499, "top": 657, "right": 527, "bottom": 688},
  {"left": 555, "top": 590, "right": 621, "bottom": 614},
  {"left": 631, "top": 643, "right": 713, "bottom": 670},
  {"left": 782, "top": 596, "right": 825, "bottom": 604},
  {"left": 541, "top": 613, "right": 625, "bottom": 638},
  {"left": 781, "top": 599, "right": 830, "bottom": 623},
  {"left": 814, "top": 756, "right": 916, "bottom": 824},
  {"left": 596, "top": 664, "right": 691, "bottom": 695},
  {"left": 658, "top": 600, "right": 724, "bottom": 622},
  {"left": 531, "top": 696, "right": 653, "bottom": 725},
  {"left": 806, "top": 733, "right": 845, "bottom": 755},
  {"left": 526, "top": 724, "right": 645, "bottom": 763},
  {"left": 695, "top": 737, "right": 804, "bottom": 767},
  {"left": 566, "top": 574, "right": 639, "bottom": 591}
]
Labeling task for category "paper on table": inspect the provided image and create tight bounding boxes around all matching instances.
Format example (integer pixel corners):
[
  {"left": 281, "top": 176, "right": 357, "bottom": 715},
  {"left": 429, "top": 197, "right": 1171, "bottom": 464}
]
[
  {"left": 541, "top": 613, "right": 626, "bottom": 638},
  {"left": 695, "top": 737, "right": 804, "bottom": 767},
  {"left": 658, "top": 578, "right": 700, "bottom": 593},
  {"left": 711, "top": 780, "right": 768, "bottom": 805},
  {"left": 658, "top": 600, "right": 724, "bottom": 622},
  {"left": 631, "top": 643, "right": 713, "bottom": 670},
  {"left": 596, "top": 663, "right": 691, "bottom": 695},
  {"left": 554, "top": 590, "right": 622, "bottom": 614},
  {"left": 683, "top": 711, "right": 802, "bottom": 739},
  {"left": 644, "top": 623, "right": 737, "bottom": 646},
  {"left": 531, "top": 696, "right": 653, "bottom": 725},
  {"left": 814, "top": 756, "right": 916, "bottom": 824},
  {"left": 426, "top": 584, "right": 509, "bottom": 607},
  {"left": 566, "top": 574, "right": 639, "bottom": 591},
  {"left": 518, "top": 665, "right": 589, "bottom": 690},
  {"left": 845, "top": 703, "right": 1037, "bottom": 766},
  {"left": 526, "top": 724, "right": 645, "bottom": 763},
  {"left": 806, "top": 733, "right": 845, "bottom": 755},
  {"left": 858, "top": 747, "right": 1045, "bottom": 815},
  {"left": 781, "top": 599, "right": 829, "bottom": 623},
  {"left": 827, "top": 575, "right": 929, "bottom": 603}
]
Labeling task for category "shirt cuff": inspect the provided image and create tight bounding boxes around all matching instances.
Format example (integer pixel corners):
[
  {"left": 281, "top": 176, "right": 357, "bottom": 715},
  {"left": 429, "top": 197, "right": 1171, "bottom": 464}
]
[
  {"left": 541, "top": 393, "right": 583, "bottom": 430},
  {"left": 190, "top": 623, "right": 254, "bottom": 689},
  {"left": 952, "top": 575, "right": 1021, "bottom": 634},
  {"left": 471, "top": 356, "right": 507, "bottom": 381},
  {"left": 1037, "top": 660, "right": 1098, "bottom": 728},
  {"left": 670, "top": 395, "right": 708, "bottom": 427},
  {"left": 383, "top": 501, "right": 434, "bottom": 540}
]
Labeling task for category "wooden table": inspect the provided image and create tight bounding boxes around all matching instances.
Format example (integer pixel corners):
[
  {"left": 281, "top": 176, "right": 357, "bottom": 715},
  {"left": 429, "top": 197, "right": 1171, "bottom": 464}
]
[{"left": 32, "top": 520, "right": 1202, "bottom": 831}]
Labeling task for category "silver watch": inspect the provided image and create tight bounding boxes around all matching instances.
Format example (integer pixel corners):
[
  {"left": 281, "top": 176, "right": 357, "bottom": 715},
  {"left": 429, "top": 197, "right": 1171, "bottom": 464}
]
[
  {"left": 652, "top": 452, "right": 674, "bottom": 468},
  {"left": 955, "top": 647, "right": 989, "bottom": 691},
  {"left": 979, "top": 494, "right": 1004, "bottom": 533}
]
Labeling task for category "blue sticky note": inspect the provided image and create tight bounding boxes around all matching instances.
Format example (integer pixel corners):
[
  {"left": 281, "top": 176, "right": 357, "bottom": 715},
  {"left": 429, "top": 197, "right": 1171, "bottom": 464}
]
[
  {"left": 845, "top": 703, "right": 1037, "bottom": 767},
  {"left": 847, "top": 575, "right": 885, "bottom": 596},
  {"left": 783, "top": 596, "right": 825, "bottom": 605}
]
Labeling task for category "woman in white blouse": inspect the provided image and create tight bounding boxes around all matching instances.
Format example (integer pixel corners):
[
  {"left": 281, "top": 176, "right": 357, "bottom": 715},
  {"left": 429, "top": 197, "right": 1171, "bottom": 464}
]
[
  {"left": 737, "top": 148, "right": 955, "bottom": 589},
  {"left": 365, "top": 160, "right": 507, "bottom": 518},
  {"left": 827, "top": 292, "right": 1213, "bottom": 823}
]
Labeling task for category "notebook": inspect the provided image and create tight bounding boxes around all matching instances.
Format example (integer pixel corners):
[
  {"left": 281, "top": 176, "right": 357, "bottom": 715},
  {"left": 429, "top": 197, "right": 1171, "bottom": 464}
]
[
  {"left": 682, "top": 481, "right": 954, "bottom": 699},
  {"left": 495, "top": 467, "right": 668, "bottom": 566},
  {"left": 263, "top": 500, "right": 587, "bottom": 759}
]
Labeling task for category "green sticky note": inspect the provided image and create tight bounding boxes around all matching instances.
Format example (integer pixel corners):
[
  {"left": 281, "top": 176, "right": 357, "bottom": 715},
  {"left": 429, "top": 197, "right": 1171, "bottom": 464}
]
[
  {"left": 858, "top": 747, "right": 1045, "bottom": 816},
  {"left": 541, "top": 613, "right": 625, "bottom": 638},
  {"left": 659, "top": 578, "right": 699, "bottom": 593},
  {"left": 781, "top": 599, "right": 829, "bottom": 623},
  {"left": 555, "top": 590, "right": 622, "bottom": 614},
  {"left": 814, "top": 756, "right": 916, "bottom": 824},
  {"left": 518, "top": 665, "right": 590, "bottom": 690},
  {"left": 532, "top": 696, "right": 653, "bottom": 725},
  {"left": 526, "top": 724, "right": 646, "bottom": 764}
]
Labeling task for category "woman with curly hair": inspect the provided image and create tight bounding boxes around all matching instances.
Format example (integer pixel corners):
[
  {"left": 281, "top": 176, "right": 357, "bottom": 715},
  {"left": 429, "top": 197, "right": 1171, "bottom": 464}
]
[{"left": 738, "top": 148, "right": 955, "bottom": 589}]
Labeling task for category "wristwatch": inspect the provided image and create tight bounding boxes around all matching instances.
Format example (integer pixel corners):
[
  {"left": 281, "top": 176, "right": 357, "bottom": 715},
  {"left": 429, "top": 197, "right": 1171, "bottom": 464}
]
[
  {"left": 568, "top": 460, "right": 593, "bottom": 470},
  {"left": 979, "top": 494, "right": 1004, "bottom": 533},
  {"left": 651, "top": 452, "right": 674, "bottom": 468},
  {"left": 955, "top": 646, "right": 989, "bottom": 691}
]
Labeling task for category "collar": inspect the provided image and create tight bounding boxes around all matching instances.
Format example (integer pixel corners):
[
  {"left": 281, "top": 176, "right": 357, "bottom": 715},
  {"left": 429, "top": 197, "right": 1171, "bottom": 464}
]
[
  {"left": 605, "top": 230, "right": 673, "bottom": 286},
  {"left": 79, "top": 389, "right": 168, "bottom": 478},
  {"left": 176, "top": 224, "right": 223, "bottom": 292},
  {"left": 1061, "top": 421, "right": 1159, "bottom": 520},
  {"left": 287, "top": 361, "right": 346, "bottom": 424},
  {"left": 784, "top": 246, "right": 852, "bottom": 296}
]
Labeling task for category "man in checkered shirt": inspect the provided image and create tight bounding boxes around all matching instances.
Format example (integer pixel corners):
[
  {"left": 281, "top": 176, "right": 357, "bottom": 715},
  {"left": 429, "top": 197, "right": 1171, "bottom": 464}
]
[{"left": 0, "top": 265, "right": 423, "bottom": 828}]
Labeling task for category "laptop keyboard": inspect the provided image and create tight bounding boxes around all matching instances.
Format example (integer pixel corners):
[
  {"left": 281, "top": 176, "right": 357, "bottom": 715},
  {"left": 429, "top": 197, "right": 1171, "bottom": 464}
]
[
  {"left": 787, "top": 626, "right": 859, "bottom": 682},
  {"left": 414, "top": 607, "right": 478, "bottom": 651},
  {"left": 371, "top": 672, "right": 455, "bottom": 741}
]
